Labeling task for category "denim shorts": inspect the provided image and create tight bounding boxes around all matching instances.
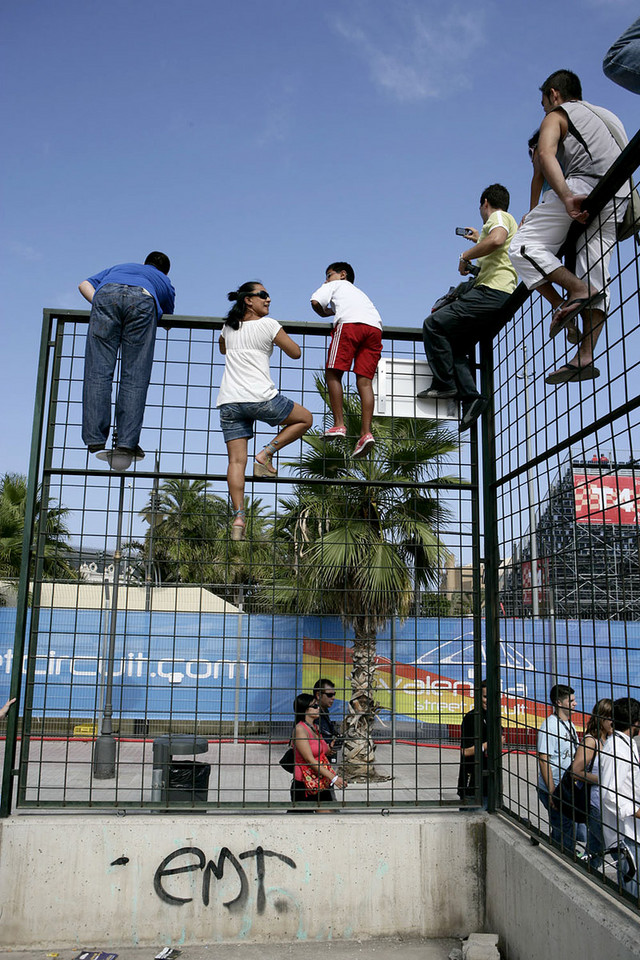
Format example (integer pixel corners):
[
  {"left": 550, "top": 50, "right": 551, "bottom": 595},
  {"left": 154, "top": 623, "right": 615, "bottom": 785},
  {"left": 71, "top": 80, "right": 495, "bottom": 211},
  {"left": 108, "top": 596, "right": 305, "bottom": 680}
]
[{"left": 219, "top": 393, "right": 295, "bottom": 442}]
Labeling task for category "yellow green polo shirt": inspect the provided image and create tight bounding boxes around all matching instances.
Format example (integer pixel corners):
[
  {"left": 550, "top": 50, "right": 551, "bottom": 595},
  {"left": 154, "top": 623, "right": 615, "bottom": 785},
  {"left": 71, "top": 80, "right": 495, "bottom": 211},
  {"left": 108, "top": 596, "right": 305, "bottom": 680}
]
[{"left": 476, "top": 209, "right": 518, "bottom": 294}]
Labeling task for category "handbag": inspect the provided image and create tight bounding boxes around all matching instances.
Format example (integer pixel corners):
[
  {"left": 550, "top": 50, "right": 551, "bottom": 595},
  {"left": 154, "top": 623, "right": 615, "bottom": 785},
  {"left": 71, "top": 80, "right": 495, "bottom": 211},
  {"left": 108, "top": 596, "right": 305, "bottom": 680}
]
[
  {"left": 557, "top": 768, "right": 589, "bottom": 823},
  {"left": 430, "top": 277, "right": 477, "bottom": 314},
  {"left": 279, "top": 747, "right": 295, "bottom": 774},
  {"left": 300, "top": 765, "right": 324, "bottom": 795}
]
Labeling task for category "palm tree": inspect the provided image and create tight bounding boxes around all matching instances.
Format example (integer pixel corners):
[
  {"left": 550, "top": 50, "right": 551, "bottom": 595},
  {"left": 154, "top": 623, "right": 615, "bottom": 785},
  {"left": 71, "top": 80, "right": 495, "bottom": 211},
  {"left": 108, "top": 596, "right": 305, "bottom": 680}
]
[
  {"left": 267, "top": 380, "right": 460, "bottom": 780},
  {"left": 0, "top": 472, "right": 73, "bottom": 582},
  {"left": 137, "top": 478, "right": 280, "bottom": 608}
]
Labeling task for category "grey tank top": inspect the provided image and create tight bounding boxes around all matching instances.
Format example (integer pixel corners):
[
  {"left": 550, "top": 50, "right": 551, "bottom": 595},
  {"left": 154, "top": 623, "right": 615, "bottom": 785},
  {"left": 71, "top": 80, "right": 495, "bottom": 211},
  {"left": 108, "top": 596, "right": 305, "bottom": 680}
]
[{"left": 555, "top": 100, "right": 626, "bottom": 181}]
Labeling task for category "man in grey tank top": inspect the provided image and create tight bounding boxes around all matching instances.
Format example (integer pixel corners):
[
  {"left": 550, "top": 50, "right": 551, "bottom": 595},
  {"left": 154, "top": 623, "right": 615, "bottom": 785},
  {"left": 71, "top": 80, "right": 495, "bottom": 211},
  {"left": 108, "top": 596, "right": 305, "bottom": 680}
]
[{"left": 509, "top": 69, "right": 629, "bottom": 385}]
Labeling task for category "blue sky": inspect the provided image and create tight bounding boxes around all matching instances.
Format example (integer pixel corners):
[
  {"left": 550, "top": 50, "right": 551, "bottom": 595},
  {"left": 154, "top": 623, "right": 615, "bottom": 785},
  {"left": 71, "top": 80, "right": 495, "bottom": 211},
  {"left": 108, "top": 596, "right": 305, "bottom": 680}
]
[{"left": 1, "top": 0, "right": 638, "bottom": 476}]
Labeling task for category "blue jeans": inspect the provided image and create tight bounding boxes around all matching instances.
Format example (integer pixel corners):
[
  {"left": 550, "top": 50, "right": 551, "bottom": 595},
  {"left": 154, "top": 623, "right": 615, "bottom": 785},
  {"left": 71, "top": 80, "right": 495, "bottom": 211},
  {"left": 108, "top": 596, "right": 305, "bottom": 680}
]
[
  {"left": 539, "top": 789, "right": 586, "bottom": 854},
  {"left": 82, "top": 284, "right": 158, "bottom": 450},
  {"left": 586, "top": 807, "right": 604, "bottom": 867},
  {"left": 603, "top": 17, "right": 640, "bottom": 94}
]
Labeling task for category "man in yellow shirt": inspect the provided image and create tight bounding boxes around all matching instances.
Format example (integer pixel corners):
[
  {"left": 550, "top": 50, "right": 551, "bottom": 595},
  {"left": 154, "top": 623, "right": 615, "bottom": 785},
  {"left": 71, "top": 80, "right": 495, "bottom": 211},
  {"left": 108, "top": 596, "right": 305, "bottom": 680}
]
[{"left": 420, "top": 184, "right": 518, "bottom": 432}]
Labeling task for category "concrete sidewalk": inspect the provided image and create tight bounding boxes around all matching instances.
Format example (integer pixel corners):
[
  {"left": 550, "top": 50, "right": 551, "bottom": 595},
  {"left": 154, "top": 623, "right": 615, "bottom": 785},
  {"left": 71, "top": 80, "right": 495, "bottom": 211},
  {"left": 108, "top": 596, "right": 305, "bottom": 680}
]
[{"left": 0, "top": 941, "right": 461, "bottom": 960}]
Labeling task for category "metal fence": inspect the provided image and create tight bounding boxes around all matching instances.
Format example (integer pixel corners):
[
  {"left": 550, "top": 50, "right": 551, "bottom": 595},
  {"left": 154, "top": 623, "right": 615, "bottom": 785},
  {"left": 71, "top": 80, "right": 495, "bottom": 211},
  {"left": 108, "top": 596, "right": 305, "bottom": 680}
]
[
  {"left": 2, "top": 309, "right": 487, "bottom": 813},
  {"left": 485, "top": 129, "right": 640, "bottom": 907}
]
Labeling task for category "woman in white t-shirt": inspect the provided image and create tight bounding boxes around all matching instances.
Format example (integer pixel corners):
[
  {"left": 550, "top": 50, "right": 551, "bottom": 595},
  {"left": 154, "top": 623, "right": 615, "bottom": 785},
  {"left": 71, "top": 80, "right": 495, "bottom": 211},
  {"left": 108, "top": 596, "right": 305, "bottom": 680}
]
[{"left": 217, "top": 281, "right": 312, "bottom": 540}]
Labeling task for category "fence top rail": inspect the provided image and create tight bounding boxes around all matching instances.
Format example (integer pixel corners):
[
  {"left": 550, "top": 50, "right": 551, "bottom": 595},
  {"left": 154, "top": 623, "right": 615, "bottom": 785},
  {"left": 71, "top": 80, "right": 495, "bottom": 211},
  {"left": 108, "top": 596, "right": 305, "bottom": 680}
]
[{"left": 43, "top": 308, "right": 427, "bottom": 342}]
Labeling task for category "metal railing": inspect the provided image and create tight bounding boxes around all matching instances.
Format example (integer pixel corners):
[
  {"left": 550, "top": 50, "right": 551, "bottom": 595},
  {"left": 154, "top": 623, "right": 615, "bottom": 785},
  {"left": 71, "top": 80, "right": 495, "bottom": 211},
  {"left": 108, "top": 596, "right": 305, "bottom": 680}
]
[
  {"left": 2, "top": 311, "right": 488, "bottom": 812},
  {"left": 483, "top": 128, "right": 640, "bottom": 907}
]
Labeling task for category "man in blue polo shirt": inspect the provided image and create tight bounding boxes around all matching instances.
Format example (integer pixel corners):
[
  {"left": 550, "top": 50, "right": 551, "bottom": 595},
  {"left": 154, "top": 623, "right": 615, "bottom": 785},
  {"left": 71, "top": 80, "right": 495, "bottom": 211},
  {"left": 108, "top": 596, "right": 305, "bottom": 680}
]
[
  {"left": 537, "top": 683, "right": 584, "bottom": 853},
  {"left": 80, "top": 252, "right": 175, "bottom": 472}
]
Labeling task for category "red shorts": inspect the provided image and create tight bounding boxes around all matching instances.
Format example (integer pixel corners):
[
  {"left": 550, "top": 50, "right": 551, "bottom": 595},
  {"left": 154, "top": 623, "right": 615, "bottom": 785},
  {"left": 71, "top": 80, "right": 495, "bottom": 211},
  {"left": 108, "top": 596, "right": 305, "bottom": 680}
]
[{"left": 326, "top": 323, "right": 382, "bottom": 380}]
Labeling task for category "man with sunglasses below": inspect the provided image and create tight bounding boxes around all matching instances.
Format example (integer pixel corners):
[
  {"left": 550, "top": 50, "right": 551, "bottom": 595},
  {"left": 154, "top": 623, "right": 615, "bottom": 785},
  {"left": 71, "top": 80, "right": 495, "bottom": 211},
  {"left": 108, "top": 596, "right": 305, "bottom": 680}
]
[
  {"left": 80, "top": 252, "right": 175, "bottom": 472},
  {"left": 313, "top": 678, "right": 343, "bottom": 771}
]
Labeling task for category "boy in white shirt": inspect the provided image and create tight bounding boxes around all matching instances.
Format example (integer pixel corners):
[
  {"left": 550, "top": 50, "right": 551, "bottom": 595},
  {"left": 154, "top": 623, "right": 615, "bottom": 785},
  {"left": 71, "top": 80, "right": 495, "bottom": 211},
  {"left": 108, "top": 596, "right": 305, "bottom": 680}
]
[{"left": 311, "top": 262, "right": 383, "bottom": 458}]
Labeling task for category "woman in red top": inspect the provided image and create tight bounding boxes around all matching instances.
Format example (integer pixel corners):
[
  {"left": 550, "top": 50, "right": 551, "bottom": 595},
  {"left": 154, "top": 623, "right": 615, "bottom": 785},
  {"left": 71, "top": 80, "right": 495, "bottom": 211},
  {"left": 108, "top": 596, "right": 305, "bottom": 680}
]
[{"left": 291, "top": 694, "right": 346, "bottom": 803}]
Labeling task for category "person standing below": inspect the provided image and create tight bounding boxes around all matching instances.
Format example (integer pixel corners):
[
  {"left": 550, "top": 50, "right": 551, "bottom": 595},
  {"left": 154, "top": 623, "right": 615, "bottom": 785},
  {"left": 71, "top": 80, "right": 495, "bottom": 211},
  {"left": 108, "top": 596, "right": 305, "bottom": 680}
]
[
  {"left": 509, "top": 69, "right": 629, "bottom": 384},
  {"left": 458, "top": 680, "right": 504, "bottom": 809},
  {"left": 217, "top": 281, "right": 312, "bottom": 540},
  {"left": 290, "top": 693, "right": 346, "bottom": 805},
  {"left": 537, "top": 683, "right": 584, "bottom": 853},
  {"left": 458, "top": 681, "right": 489, "bottom": 808},
  {"left": 80, "top": 252, "right": 175, "bottom": 472},
  {"left": 569, "top": 697, "right": 613, "bottom": 868},
  {"left": 599, "top": 697, "right": 640, "bottom": 897},
  {"left": 420, "top": 185, "right": 518, "bottom": 433},
  {"left": 313, "top": 678, "right": 342, "bottom": 765},
  {"left": 310, "top": 262, "right": 383, "bottom": 459}
]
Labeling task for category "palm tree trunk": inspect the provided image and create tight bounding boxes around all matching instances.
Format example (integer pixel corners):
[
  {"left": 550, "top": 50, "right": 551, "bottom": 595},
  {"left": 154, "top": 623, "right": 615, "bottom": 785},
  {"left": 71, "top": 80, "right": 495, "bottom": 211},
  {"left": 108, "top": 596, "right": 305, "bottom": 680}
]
[{"left": 341, "top": 628, "right": 391, "bottom": 782}]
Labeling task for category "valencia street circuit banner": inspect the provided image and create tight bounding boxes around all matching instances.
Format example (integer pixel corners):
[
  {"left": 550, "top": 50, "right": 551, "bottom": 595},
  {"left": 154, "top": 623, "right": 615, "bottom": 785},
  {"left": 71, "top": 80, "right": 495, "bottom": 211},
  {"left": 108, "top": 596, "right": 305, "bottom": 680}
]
[{"left": 0, "top": 609, "right": 638, "bottom": 729}]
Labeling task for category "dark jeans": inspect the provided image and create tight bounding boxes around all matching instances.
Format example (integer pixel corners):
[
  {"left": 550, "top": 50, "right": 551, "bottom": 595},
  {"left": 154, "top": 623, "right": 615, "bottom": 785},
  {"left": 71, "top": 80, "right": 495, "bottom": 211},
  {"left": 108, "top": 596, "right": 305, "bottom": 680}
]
[
  {"left": 603, "top": 16, "right": 640, "bottom": 94},
  {"left": 82, "top": 283, "right": 158, "bottom": 450},
  {"left": 539, "top": 788, "right": 587, "bottom": 854},
  {"left": 422, "top": 286, "right": 511, "bottom": 401}
]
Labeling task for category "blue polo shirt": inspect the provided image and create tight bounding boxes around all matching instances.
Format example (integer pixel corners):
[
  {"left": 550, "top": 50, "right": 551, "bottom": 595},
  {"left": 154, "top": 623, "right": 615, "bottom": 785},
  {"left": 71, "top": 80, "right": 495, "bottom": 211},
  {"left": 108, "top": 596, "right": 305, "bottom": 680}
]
[
  {"left": 86, "top": 263, "right": 175, "bottom": 319},
  {"left": 537, "top": 713, "right": 578, "bottom": 791}
]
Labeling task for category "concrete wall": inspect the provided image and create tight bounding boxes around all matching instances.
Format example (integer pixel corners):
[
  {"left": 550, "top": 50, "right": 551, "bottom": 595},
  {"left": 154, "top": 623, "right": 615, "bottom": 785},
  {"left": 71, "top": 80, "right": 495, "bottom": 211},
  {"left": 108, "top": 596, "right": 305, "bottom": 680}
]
[
  {"left": 0, "top": 813, "right": 485, "bottom": 948},
  {"left": 486, "top": 816, "right": 640, "bottom": 960}
]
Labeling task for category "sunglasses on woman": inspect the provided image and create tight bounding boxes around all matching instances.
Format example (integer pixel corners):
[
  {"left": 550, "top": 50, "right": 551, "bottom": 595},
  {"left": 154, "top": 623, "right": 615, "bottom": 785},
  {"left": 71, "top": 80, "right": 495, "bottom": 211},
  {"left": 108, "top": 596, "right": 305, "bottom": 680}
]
[{"left": 249, "top": 290, "right": 270, "bottom": 300}]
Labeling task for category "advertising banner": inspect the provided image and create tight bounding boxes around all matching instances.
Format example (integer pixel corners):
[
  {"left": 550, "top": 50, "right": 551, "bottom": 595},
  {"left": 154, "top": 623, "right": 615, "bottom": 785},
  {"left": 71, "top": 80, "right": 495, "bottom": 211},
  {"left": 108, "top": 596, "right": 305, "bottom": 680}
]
[
  {"left": 0, "top": 609, "right": 638, "bottom": 732},
  {"left": 573, "top": 472, "right": 640, "bottom": 525}
]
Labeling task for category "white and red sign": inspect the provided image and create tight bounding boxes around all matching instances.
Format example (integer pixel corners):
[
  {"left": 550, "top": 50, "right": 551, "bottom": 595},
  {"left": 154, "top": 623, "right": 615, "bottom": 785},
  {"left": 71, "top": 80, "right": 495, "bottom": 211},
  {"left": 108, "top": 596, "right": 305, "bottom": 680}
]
[
  {"left": 573, "top": 473, "right": 640, "bottom": 525},
  {"left": 522, "top": 559, "right": 546, "bottom": 606}
]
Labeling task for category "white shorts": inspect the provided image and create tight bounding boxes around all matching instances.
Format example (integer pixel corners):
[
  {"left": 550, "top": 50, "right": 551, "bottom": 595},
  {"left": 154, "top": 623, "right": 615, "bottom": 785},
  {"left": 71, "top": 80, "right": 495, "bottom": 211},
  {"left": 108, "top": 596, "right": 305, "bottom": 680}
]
[{"left": 509, "top": 177, "right": 628, "bottom": 312}]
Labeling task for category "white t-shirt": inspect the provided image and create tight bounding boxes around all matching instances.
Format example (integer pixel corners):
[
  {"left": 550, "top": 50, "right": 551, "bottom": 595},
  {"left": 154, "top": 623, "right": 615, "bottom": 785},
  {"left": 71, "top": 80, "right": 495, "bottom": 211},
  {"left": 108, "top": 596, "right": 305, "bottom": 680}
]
[
  {"left": 310, "top": 280, "right": 382, "bottom": 330},
  {"left": 216, "top": 316, "right": 282, "bottom": 405},
  {"left": 599, "top": 731, "right": 640, "bottom": 847}
]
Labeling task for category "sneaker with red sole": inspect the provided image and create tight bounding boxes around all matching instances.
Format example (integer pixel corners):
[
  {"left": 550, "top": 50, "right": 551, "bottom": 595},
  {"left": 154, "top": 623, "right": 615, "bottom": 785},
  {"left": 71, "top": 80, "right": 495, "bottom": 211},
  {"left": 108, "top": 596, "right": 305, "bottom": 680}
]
[
  {"left": 352, "top": 433, "right": 375, "bottom": 458},
  {"left": 322, "top": 425, "right": 347, "bottom": 439}
]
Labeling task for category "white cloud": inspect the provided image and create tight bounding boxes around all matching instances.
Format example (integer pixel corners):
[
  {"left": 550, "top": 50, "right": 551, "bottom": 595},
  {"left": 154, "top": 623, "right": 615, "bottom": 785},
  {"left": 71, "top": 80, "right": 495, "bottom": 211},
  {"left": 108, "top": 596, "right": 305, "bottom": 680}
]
[
  {"left": 255, "top": 80, "right": 296, "bottom": 148},
  {"left": 330, "top": 0, "right": 486, "bottom": 101},
  {"left": 8, "top": 240, "right": 42, "bottom": 262}
]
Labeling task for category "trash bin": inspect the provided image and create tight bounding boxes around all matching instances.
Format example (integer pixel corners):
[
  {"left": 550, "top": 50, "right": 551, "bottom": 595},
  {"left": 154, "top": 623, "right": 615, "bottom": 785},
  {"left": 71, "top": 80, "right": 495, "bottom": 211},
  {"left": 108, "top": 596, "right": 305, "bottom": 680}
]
[
  {"left": 151, "top": 734, "right": 210, "bottom": 803},
  {"left": 167, "top": 760, "right": 211, "bottom": 802}
]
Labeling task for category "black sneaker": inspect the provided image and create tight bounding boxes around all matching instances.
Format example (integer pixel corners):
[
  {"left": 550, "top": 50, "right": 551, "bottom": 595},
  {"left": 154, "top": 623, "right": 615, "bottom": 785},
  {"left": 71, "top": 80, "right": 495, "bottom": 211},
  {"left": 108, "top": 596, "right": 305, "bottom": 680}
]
[
  {"left": 417, "top": 386, "right": 458, "bottom": 400},
  {"left": 87, "top": 443, "right": 106, "bottom": 454},
  {"left": 459, "top": 396, "right": 489, "bottom": 433}
]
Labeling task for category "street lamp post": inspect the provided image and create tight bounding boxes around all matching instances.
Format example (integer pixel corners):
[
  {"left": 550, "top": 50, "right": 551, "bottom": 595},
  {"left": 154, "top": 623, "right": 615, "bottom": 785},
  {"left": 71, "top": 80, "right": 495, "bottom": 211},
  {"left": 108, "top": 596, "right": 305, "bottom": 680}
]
[
  {"left": 518, "top": 347, "right": 540, "bottom": 618},
  {"left": 93, "top": 476, "right": 126, "bottom": 779}
]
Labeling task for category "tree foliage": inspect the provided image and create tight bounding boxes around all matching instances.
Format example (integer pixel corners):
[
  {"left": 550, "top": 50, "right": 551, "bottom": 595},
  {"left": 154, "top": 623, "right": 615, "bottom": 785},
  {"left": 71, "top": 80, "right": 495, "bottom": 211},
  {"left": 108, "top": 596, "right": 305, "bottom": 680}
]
[
  {"left": 137, "top": 478, "right": 281, "bottom": 608},
  {"left": 265, "top": 378, "right": 460, "bottom": 778},
  {"left": 0, "top": 472, "right": 73, "bottom": 581}
]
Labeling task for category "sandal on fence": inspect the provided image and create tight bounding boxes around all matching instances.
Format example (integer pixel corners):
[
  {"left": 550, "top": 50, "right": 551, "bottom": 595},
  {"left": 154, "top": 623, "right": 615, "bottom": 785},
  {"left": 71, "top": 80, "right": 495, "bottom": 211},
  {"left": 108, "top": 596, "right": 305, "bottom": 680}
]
[
  {"left": 231, "top": 509, "right": 246, "bottom": 541},
  {"left": 254, "top": 458, "right": 277, "bottom": 477}
]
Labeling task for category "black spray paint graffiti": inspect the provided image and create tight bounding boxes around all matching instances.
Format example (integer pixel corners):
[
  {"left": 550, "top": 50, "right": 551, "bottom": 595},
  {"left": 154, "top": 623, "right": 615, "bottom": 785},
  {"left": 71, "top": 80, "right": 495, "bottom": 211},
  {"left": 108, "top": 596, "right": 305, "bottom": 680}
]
[{"left": 154, "top": 846, "right": 297, "bottom": 914}]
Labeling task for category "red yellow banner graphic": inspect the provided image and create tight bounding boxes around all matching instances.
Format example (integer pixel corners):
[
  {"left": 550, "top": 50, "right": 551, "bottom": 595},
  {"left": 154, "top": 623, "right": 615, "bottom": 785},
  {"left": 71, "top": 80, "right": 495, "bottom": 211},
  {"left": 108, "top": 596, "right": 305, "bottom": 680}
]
[{"left": 302, "top": 637, "right": 587, "bottom": 730}]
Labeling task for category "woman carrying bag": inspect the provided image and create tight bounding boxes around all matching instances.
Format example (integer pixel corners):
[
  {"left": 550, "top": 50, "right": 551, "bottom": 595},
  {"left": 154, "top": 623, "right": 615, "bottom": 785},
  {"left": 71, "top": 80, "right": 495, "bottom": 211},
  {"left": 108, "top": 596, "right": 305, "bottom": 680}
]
[{"left": 290, "top": 694, "right": 347, "bottom": 804}]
